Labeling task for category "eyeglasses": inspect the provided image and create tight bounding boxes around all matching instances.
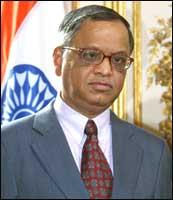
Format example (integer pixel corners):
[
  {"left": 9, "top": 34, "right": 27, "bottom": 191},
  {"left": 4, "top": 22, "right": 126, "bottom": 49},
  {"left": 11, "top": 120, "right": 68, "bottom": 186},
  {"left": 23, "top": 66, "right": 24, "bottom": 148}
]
[{"left": 62, "top": 46, "right": 134, "bottom": 72}]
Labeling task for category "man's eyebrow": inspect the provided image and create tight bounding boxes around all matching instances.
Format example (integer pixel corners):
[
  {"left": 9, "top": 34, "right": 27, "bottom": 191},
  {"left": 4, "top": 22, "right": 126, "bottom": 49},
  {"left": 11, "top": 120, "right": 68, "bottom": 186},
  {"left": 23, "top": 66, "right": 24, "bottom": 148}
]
[
  {"left": 112, "top": 51, "right": 128, "bottom": 55},
  {"left": 77, "top": 45, "right": 129, "bottom": 55}
]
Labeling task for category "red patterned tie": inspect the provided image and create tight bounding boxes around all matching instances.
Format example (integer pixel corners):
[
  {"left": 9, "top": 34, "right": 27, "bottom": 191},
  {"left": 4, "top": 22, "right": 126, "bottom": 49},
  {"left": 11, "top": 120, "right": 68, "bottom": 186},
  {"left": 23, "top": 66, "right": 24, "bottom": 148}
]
[{"left": 81, "top": 120, "right": 113, "bottom": 199}]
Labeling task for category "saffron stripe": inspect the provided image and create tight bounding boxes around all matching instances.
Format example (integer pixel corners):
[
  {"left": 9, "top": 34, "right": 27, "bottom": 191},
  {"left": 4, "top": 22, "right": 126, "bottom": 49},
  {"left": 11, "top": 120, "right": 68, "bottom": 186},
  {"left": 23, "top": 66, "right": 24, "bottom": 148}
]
[{"left": 1, "top": 1, "right": 37, "bottom": 82}]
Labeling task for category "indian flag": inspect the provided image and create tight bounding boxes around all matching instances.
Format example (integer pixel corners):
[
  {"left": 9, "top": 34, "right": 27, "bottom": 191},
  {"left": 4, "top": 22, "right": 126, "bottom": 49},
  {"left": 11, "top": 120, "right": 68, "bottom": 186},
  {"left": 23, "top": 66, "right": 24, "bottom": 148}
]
[{"left": 1, "top": 1, "right": 68, "bottom": 124}]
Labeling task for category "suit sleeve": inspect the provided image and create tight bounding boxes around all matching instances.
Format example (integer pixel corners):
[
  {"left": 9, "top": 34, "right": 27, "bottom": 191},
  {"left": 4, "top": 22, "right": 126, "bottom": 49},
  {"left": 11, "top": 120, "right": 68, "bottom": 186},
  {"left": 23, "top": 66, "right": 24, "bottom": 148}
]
[
  {"left": 1, "top": 142, "right": 18, "bottom": 199},
  {"left": 154, "top": 141, "right": 172, "bottom": 199}
]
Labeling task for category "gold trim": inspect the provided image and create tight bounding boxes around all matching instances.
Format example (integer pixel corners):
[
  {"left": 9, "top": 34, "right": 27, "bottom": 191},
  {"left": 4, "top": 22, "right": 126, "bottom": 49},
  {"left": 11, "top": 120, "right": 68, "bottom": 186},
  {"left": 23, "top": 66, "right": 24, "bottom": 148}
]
[
  {"left": 104, "top": 1, "right": 126, "bottom": 18},
  {"left": 116, "top": 1, "right": 126, "bottom": 16},
  {"left": 117, "top": 1, "right": 127, "bottom": 120},
  {"left": 133, "top": 2, "right": 142, "bottom": 126},
  {"left": 115, "top": 1, "right": 127, "bottom": 120},
  {"left": 72, "top": 1, "right": 80, "bottom": 10},
  {"left": 104, "top": 1, "right": 114, "bottom": 10},
  {"left": 104, "top": 1, "right": 127, "bottom": 119}
]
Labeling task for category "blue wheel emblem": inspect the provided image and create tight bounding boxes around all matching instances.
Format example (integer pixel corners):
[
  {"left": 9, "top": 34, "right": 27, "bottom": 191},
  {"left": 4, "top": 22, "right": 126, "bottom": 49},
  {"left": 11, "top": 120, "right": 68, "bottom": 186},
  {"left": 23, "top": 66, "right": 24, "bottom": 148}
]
[{"left": 1, "top": 64, "right": 57, "bottom": 124}]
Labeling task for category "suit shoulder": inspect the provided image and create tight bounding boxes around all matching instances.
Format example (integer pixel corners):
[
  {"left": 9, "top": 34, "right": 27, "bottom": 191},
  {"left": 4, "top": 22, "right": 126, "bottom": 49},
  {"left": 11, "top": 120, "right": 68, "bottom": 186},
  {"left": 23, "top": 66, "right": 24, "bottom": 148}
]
[
  {"left": 1, "top": 114, "right": 35, "bottom": 139},
  {"left": 111, "top": 111, "right": 167, "bottom": 151}
]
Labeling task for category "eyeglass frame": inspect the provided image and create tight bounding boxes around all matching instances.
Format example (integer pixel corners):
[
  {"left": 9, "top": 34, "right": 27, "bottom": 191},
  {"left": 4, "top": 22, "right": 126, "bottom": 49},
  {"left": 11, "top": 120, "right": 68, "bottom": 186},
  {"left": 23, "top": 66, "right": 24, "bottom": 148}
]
[{"left": 61, "top": 46, "right": 134, "bottom": 72}]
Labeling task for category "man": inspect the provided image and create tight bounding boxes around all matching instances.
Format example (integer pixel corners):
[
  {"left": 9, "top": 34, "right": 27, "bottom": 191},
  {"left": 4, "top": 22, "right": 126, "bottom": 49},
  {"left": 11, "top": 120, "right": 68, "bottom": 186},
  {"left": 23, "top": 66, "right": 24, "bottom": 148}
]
[{"left": 1, "top": 5, "right": 172, "bottom": 199}]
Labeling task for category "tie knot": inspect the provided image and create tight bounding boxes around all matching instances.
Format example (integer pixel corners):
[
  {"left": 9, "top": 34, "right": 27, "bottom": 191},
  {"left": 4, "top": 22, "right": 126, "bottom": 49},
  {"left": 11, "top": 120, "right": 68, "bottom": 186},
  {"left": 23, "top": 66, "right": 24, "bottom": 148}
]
[{"left": 84, "top": 120, "right": 97, "bottom": 136}]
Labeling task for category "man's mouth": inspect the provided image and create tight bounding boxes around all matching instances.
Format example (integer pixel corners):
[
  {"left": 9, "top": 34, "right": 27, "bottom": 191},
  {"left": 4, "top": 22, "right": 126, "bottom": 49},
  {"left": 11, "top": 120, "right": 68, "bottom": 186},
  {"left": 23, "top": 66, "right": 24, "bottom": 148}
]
[{"left": 88, "top": 82, "right": 112, "bottom": 90}]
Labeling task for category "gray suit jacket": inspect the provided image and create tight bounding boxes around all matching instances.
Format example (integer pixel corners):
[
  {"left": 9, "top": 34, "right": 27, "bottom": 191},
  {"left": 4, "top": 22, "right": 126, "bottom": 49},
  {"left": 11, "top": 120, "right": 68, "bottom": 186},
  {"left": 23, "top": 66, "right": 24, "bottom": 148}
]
[{"left": 1, "top": 102, "right": 172, "bottom": 199}]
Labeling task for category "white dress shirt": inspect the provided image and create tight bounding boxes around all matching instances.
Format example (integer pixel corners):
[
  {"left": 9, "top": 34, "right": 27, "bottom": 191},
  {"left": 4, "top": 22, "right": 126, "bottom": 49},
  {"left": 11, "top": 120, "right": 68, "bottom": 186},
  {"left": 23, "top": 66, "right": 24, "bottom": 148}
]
[{"left": 54, "top": 94, "right": 113, "bottom": 174}]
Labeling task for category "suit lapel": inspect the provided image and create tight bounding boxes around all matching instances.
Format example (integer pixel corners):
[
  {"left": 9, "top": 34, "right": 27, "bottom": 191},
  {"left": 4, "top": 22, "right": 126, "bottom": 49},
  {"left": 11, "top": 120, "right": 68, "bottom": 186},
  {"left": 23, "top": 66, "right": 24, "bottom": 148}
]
[
  {"left": 110, "top": 112, "right": 143, "bottom": 199},
  {"left": 31, "top": 103, "right": 89, "bottom": 199}
]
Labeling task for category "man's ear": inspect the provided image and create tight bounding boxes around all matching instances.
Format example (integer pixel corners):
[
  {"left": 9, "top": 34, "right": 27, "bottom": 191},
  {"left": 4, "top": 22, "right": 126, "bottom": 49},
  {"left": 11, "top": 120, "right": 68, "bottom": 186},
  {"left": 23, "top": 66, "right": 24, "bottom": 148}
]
[{"left": 53, "top": 47, "right": 63, "bottom": 76}]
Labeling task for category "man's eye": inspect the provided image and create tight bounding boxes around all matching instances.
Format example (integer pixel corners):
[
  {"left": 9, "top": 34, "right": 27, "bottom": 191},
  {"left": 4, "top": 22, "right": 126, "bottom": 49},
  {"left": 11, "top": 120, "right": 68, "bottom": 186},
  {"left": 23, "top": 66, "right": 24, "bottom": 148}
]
[
  {"left": 82, "top": 50, "right": 98, "bottom": 61},
  {"left": 112, "top": 56, "right": 127, "bottom": 64}
]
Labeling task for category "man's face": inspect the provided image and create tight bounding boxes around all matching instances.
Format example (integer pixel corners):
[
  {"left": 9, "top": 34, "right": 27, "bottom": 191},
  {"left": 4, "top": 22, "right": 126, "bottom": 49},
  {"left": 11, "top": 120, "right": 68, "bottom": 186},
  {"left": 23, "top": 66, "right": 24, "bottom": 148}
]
[{"left": 55, "top": 20, "right": 131, "bottom": 117}]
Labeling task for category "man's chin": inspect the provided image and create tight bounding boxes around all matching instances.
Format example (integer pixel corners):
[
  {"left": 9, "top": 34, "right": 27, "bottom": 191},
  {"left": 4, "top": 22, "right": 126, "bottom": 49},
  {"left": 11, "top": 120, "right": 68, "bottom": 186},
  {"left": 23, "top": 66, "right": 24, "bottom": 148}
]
[{"left": 89, "top": 96, "right": 115, "bottom": 108}]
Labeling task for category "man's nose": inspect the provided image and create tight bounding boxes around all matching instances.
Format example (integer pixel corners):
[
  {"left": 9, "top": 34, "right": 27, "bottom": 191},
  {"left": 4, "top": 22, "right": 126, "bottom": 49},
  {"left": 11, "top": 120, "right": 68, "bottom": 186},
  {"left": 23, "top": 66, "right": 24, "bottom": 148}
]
[{"left": 94, "top": 57, "right": 113, "bottom": 76}]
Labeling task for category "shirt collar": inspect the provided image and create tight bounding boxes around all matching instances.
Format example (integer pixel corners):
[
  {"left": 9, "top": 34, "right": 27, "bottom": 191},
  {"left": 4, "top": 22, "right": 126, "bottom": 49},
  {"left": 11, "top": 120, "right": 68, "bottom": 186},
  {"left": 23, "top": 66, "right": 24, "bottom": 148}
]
[{"left": 54, "top": 93, "right": 110, "bottom": 145}]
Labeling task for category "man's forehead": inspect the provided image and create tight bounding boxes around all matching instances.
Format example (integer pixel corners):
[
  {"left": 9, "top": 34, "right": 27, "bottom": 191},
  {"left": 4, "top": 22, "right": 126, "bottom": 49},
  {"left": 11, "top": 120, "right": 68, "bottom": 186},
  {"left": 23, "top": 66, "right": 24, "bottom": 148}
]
[
  {"left": 71, "top": 19, "right": 130, "bottom": 54},
  {"left": 72, "top": 20, "right": 129, "bottom": 41},
  {"left": 75, "top": 19, "right": 128, "bottom": 35}
]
